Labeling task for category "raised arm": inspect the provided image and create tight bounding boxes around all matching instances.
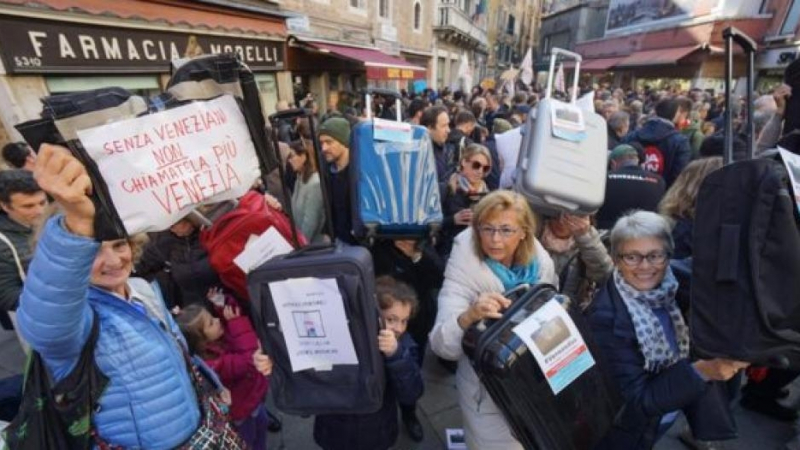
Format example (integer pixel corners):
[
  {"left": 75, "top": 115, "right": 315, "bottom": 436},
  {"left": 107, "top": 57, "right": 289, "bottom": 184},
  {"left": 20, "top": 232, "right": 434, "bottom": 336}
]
[{"left": 16, "top": 144, "right": 98, "bottom": 381}]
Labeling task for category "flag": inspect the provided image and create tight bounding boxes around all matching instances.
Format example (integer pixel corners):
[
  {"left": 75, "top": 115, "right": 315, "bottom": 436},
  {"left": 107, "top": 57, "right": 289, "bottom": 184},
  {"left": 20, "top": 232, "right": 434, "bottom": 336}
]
[
  {"left": 456, "top": 52, "right": 473, "bottom": 91},
  {"left": 472, "top": 0, "right": 488, "bottom": 26},
  {"left": 554, "top": 61, "right": 565, "bottom": 93},
  {"left": 520, "top": 47, "right": 534, "bottom": 86}
]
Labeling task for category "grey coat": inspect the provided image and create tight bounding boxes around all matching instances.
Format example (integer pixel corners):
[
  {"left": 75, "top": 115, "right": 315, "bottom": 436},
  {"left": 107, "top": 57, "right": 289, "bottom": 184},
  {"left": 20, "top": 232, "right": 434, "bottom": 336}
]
[{"left": 0, "top": 213, "right": 33, "bottom": 311}]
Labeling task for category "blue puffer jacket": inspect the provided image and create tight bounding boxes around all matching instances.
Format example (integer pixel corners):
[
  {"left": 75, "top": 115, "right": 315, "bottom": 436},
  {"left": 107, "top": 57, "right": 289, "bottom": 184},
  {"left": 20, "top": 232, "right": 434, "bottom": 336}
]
[{"left": 16, "top": 217, "right": 200, "bottom": 449}]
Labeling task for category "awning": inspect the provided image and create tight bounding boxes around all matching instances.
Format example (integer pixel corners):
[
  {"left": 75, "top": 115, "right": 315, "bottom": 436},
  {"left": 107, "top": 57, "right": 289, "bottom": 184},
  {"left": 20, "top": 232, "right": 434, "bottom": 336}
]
[
  {"left": 582, "top": 56, "right": 626, "bottom": 71},
  {"left": 616, "top": 46, "right": 701, "bottom": 68},
  {"left": 309, "top": 42, "right": 426, "bottom": 80}
]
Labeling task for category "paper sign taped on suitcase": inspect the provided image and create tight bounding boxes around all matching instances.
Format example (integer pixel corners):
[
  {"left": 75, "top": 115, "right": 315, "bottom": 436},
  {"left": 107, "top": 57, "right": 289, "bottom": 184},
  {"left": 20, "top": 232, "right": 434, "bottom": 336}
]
[
  {"left": 373, "top": 118, "right": 413, "bottom": 144},
  {"left": 75, "top": 95, "right": 261, "bottom": 235},
  {"left": 268, "top": 277, "right": 359, "bottom": 372},
  {"left": 512, "top": 299, "right": 595, "bottom": 395},
  {"left": 550, "top": 101, "right": 587, "bottom": 142}
]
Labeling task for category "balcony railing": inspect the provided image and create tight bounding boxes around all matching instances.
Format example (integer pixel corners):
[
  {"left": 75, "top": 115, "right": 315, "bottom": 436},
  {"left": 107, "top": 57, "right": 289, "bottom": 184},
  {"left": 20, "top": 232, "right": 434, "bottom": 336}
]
[{"left": 435, "top": 5, "right": 488, "bottom": 49}]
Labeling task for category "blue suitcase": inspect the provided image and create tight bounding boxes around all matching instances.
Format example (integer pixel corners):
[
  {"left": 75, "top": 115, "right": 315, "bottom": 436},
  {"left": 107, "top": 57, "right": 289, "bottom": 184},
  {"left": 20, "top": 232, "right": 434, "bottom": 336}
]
[{"left": 349, "top": 89, "right": 443, "bottom": 244}]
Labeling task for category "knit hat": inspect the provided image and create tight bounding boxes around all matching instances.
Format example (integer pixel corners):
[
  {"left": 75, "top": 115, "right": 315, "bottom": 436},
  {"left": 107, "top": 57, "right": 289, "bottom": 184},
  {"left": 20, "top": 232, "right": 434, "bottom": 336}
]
[
  {"left": 609, "top": 144, "right": 639, "bottom": 161},
  {"left": 318, "top": 117, "right": 351, "bottom": 147},
  {"left": 493, "top": 118, "right": 513, "bottom": 135}
]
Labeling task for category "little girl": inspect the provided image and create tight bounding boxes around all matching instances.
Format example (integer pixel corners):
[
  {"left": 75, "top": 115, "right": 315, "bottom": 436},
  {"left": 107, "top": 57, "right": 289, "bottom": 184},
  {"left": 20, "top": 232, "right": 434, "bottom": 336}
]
[{"left": 177, "top": 288, "right": 272, "bottom": 450}]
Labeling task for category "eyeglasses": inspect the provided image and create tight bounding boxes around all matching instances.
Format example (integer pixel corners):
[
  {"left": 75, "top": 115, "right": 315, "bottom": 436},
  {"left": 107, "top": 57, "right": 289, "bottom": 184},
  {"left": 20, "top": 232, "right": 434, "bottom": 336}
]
[
  {"left": 468, "top": 160, "right": 491, "bottom": 174},
  {"left": 617, "top": 251, "right": 670, "bottom": 267},
  {"left": 478, "top": 226, "right": 519, "bottom": 238}
]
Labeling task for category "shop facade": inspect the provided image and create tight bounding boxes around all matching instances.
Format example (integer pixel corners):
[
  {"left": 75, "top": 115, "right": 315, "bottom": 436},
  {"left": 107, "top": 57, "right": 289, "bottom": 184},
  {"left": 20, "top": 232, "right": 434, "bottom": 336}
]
[{"left": 0, "top": 0, "right": 289, "bottom": 146}]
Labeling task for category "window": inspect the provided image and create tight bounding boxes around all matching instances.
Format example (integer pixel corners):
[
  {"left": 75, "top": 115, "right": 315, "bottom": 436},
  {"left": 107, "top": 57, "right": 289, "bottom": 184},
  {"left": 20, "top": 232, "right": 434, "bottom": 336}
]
[
  {"left": 781, "top": 0, "right": 800, "bottom": 36},
  {"left": 414, "top": 1, "right": 422, "bottom": 30},
  {"left": 506, "top": 14, "right": 515, "bottom": 35},
  {"left": 349, "top": 0, "right": 363, "bottom": 8},
  {"left": 379, "top": 0, "right": 390, "bottom": 18}
]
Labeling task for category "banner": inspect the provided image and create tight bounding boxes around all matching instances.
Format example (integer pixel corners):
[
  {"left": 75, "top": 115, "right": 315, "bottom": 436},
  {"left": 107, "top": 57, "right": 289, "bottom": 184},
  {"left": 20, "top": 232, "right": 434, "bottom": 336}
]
[{"left": 77, "top": 95, "right": 261, "bottom": 234}]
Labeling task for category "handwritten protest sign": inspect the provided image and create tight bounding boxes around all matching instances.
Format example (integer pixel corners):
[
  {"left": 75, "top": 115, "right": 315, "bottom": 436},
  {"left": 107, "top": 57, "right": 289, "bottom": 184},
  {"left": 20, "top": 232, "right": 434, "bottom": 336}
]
[
  {"left": 76, "top": 95, "right": 261, "bottom": 234},
  {"left": 268, "top": 277, "right": 359, "bottom": 372}
]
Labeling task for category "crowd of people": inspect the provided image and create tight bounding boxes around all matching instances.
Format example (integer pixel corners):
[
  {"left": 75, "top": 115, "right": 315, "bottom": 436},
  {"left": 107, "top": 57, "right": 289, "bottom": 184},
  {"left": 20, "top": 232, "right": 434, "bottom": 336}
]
[{"left": 0, "top": 60, "right": 798, "bottom": 450}]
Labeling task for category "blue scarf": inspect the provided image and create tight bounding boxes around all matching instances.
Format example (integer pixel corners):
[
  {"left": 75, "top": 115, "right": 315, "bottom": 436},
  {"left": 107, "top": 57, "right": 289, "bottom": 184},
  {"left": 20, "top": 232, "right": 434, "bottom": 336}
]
[{"left": 485, "top": 257, "right": 539, "bottom": 291}]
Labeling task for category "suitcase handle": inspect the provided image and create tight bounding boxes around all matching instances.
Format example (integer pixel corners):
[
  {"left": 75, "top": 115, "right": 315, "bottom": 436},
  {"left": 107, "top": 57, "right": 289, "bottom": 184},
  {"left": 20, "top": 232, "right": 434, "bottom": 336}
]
[
  {"left": 546, "top": 47, "right": 582, "bottom": 103},
  {"left": 270, "top": 108, "right": 313, "bottom": 122},
  {"left": 723, "top": 26, "right": 757, "bottom": 164},
  {"left": 364, "top": 89, "right": 402, "bottom": 122}
]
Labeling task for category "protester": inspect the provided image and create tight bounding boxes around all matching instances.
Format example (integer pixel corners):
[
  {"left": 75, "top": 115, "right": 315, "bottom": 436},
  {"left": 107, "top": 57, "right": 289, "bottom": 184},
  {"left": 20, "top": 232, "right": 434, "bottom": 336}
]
[
  {"left": 135, "top": 216, "right": 220, "bottom": 309},
  {"left": 539, "top": 214, "right": 613, "bottom": 309},
  {"left": 596, "top": 145, "right": 666, "bottom": 230},
  {"left": 314, "top": 276, "right": 424, "bottom": 450},
  {"left": 589, "top": 211, "right": 748, "bottom": 449},
  {"left": 430, "top": 190, "right": 556, "bottom": 450},
  {"left": 318, "top": 117, "right": 355, "bottom": 244},
  {"left": 17, "top": 144, "right": 273, "bottom": 448},
  {"left": 607, "top": 111, "right": 630, "bottom": 150},
  {"left": 286, "top": 139, "right": 326, "bottom": 243},
  {"left": 0, "top": 170, "right": 47, "bottom": 313},
  {"left": 177, "top": 290, "right": 271, "bottom": 450},
  {"left": 658, "top": 157, "right": 723, "bottom": 259},
  {"left": 447, "top": 110, "right": 477, "bottom": 160},
  {"left": 624, "top": 97, "right": 692, "bottom": 186},
  {"left": 421, "top": 105, "right": 455, "bottom": 183},
  {"left": 1, "top": 142, "right": 36, "bottom": 171},
  {"left": 439, "top": 144, "right": 493, "bottom": 259}
]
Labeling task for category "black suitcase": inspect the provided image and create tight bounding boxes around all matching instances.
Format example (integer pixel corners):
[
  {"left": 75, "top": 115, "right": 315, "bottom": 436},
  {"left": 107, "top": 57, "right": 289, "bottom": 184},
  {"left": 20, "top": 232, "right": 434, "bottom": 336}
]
[
  {"left": 691, "top": 27, "right": 800, "bottom": 369},
  {"left": 245, "top": 108, "right": 386, "bottom": 415},
  {"left": 462, "top": 284, "right": 621, "bottom": 450}
]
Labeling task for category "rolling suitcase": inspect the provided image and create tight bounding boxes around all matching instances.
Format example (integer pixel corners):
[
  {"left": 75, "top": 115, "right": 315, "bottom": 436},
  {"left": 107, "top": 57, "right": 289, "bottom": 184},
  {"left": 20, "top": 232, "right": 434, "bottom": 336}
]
[
  {"left": 245, "top": 108, "right": 385, "bottom": 415},
  {"left": 691, "top": 27, "right": 800, "bottom": 369},
  {"left": 462, "top": 284, "right": 621, "bottom": 450},
  {"left": 514, "top": 48, "right": 607, "bottom": 217},
  {"left": 350, "top": 88, "right": 443, "bottom": 244}
]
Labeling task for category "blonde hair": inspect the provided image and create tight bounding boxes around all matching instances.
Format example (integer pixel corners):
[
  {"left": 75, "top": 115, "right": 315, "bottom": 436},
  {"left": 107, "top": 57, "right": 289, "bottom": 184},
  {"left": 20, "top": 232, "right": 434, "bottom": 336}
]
[
  {"left": 659, "top": 156, "right": 722, "bottom": 220},
  {"left": 459, "top": 143, "right": 492, "bottom": 167},
  {"left": 471, "top": 190, "right": 538, "bottom": 266}
]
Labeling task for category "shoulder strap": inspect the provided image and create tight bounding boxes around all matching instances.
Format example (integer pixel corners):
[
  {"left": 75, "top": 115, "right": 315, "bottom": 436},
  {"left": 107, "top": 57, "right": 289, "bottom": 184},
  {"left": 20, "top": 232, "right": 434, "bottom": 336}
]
[{"left": 0, "top": 230, "right": 26, "bottom": 281}]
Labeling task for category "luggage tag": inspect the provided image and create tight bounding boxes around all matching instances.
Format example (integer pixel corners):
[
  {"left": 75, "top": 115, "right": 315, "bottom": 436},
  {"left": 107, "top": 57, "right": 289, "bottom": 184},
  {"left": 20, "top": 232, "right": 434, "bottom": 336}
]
[
  {"left": 373, "top": 118, "right": 413, "bottom": 144},
  {"left": 550, "top": 101, "right": 587, "bottom": 143}
]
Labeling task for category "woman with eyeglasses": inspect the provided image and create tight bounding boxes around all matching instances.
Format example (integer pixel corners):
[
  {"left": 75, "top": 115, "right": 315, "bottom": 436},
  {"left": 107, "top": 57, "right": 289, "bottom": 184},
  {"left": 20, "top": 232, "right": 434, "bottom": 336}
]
[
  {"left": 430, "top": 190, "right": 557, "bottom": 450},
  {"left": 437, "top": 144, "right": 494, "bottom": 259},
  {"left": 589, "top": 210, "right": 748, "bottom": 450}
]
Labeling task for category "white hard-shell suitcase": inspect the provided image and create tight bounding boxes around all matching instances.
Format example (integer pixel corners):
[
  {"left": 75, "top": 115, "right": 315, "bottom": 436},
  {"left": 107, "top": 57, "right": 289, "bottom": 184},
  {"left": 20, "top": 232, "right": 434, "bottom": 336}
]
[{"left": 514, "top": 48, "right": 607, "bottom": 216}]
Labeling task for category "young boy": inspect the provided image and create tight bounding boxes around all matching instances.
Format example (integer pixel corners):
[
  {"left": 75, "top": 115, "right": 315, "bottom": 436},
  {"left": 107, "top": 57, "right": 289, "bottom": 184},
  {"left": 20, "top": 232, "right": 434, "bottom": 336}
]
[{"left": 313, "top": 276, "right": 425, "bottom": 450}]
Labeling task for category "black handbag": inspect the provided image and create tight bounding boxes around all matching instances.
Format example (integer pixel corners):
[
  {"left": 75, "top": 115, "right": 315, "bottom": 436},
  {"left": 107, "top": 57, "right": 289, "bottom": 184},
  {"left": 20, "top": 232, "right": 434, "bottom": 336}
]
[{"left": 2, "top": 312, "right": 107, "bottom": 450}]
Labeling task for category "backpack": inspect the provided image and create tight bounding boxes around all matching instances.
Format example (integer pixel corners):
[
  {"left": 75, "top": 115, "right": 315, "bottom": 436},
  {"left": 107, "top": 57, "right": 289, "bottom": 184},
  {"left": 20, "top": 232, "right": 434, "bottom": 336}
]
[
  {"left": 691, "top": 154, "right": 800, "bottom": 369},
  {"left": 199, "top": 191, "right": 307, "bottom": 301}
]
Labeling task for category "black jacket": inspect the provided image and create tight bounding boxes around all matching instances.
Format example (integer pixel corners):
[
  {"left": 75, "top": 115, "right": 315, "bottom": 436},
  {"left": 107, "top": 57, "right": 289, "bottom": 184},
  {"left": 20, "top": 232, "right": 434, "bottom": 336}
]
[
  {"left": 371, "top": 240, "right": 444, "bottom": 356},
  {"left": 134, "top": 229, "right": 219, "bottom": 308},
  {"left": 595, "top": 165, "right": 666, "bottom": 230},
  {"left": 314, "top": 333, "right": 423, "bottom": 450},
  {"left": 323, "top": 163, "right": 356, "bottom": 245},
  {"left": 589, "top": 278, "right": 737, "bottom": 449},
  {"left": 0, "top": 213, "right": 33, "bottom": 311}
]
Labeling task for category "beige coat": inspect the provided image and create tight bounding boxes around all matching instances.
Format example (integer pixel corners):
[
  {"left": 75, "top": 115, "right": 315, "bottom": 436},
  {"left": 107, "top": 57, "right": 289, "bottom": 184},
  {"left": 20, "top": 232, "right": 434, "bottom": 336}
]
[{"left": 429, "top": 227, "right": 557, "bottom": 450}]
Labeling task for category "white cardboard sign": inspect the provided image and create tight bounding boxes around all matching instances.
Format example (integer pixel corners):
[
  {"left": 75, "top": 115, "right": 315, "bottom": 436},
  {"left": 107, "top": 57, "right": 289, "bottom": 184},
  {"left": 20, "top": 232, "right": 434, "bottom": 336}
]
[
  {"left": 76, "top": 95, "right": 261, "bottom": 234},
  {"left": 233, "top": 227, "right": 294, "bottom": 274},
  {"left": 267, "top": 277, "right": 359, "bottom": 372},
  {"left": 512, "top": 299, "right": 595, "bottom": 395}
]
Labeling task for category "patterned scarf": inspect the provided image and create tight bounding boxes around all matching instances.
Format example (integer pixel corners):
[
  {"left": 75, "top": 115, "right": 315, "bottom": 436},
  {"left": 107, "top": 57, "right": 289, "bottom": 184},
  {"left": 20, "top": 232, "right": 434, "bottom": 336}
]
[
  {"left": 613, "top": 268, "right": 689, "bottom": 372},
  {"left": 456, "top": 173, "right": 488, "bottom": 195}
]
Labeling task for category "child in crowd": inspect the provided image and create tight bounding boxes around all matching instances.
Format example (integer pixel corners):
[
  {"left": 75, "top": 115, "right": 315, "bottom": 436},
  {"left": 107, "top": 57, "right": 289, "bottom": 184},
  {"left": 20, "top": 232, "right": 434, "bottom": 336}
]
[
  {"left": 313, "top": 276, "right": 425, "bottom": 450},
  {"left": 177, "top": 288, "right": 272, "bottom": 450}
]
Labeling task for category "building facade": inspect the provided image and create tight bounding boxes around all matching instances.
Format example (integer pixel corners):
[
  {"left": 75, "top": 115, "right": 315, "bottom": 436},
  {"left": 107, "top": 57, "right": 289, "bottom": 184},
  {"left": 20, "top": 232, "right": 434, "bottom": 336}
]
[
  {"left": 537, "top": 0, "right": 608, "bottom": 81},
  {"left": 432, "top": 0, "right": 490, "bottom": 90},
  {"left": 0, "top": 0, "right": 289, "bottom": 146},
  {"left": 757, "top": 0, "right": 800, "bottom": 91}
]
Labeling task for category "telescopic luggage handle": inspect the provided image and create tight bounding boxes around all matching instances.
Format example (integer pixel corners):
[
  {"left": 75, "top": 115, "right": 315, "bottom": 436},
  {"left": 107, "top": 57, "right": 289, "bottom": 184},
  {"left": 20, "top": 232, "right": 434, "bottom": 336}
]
[
  {"left": 723, "top": 26, "right": 757, "bottom": 164},
  {"left": 363, "top": 88, "right": 403, "bottom": 122},
  {"left": 546, "top": 47, "right": 582, "bottom": 103}
]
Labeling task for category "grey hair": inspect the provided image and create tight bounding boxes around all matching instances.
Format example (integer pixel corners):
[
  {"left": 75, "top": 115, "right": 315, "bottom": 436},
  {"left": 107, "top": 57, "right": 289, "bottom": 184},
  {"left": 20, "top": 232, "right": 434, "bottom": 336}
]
[
  {"left": 608, "top": 111, "right": 630, "bottom": 131},
  {"left": 630, "top": 100, "right": 643, "bottom": 113},
  {"left": 609, "top": 210, "right": 674, "bottom": 258}
]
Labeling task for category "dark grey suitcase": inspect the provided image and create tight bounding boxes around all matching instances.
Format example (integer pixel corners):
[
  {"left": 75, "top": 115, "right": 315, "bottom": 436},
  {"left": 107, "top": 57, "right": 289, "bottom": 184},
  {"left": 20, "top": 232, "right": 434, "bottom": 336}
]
[
  {"left": 245, "top": 108, "right": 385, "bottom": 415},
  {"left": 462, "top": 284, "right": 621, "bottom": 450}
]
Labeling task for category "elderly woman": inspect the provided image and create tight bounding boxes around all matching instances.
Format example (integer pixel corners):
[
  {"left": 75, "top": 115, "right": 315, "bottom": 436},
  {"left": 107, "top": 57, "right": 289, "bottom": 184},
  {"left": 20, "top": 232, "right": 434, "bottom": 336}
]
[
  {"left": 589, "top": 210, "right": 748, "bottom": 449},
  {"left": 15, "top": 145, "right": 272, "bottom": 449},
  {"left": 430, "top": 190, "right": 557, "bottom": 450}
]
